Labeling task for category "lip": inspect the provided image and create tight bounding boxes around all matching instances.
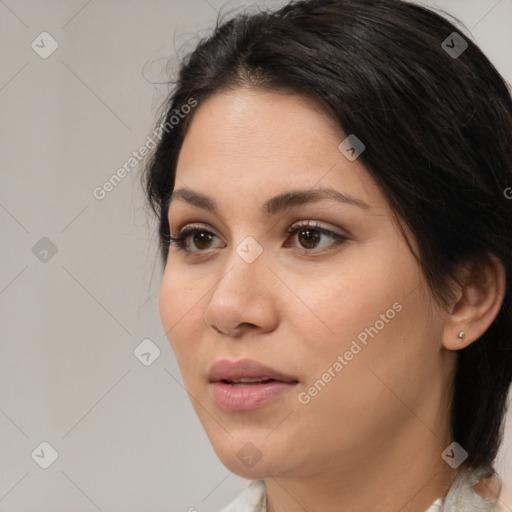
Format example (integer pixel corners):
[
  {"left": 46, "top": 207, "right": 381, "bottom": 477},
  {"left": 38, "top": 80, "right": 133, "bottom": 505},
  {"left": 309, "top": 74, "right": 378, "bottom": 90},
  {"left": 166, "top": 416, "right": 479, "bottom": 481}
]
[
  {"left": 208, "top": 358, "right": 299, "bottom": 412},
  {"left": 208, "top": 358, "right": 298, "bottom": 383}
]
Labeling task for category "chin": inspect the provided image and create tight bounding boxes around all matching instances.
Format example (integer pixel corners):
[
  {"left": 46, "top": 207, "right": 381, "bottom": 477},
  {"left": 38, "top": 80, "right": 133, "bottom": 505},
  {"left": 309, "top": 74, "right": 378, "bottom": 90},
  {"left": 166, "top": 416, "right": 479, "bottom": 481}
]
[
  {"left": 223, "top": 460, "right": 270, "bottom": 480},
  {"left": 211, "top": 436, "right": 296, "bottom": 480}
]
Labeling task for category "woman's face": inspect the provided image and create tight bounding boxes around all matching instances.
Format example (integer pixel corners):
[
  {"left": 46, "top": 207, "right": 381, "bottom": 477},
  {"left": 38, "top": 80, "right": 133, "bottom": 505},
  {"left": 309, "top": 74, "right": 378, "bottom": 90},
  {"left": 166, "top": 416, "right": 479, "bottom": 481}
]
[{"left": 160, "top": 88, "right": 455, "bottom": 481}]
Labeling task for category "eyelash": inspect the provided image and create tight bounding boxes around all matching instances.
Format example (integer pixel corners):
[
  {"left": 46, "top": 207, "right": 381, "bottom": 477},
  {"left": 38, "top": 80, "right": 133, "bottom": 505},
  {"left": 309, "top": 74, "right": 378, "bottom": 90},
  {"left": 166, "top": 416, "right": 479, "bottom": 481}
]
[{"left": 167, "top": 221, "right": 347, "bottom": 255}]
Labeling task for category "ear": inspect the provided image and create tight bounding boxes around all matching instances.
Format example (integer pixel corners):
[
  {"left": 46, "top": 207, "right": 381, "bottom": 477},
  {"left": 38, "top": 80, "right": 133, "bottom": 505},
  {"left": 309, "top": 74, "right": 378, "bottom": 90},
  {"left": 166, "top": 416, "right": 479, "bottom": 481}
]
[{"left": 442, "top": 252, "right": 506, "bottom": 351}]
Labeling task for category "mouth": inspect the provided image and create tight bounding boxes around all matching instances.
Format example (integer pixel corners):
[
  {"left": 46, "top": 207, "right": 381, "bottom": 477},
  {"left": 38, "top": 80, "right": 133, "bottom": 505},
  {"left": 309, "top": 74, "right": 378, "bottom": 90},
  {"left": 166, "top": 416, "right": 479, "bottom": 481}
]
[
  {"left": 208, "top": 358, "right": 299, "bottom": 384},
  {"left": 220, "top": 377, "right": 282, "bottom": 386},
  {"left": 208, "top": 359, "right": 299, "bottom": 412}
]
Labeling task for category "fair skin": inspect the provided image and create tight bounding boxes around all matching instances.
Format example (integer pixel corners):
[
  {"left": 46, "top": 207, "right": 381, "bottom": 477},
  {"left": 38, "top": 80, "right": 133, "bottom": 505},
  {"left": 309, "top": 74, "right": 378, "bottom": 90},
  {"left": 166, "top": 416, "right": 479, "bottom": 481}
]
[{"left": 159, "top": 88, "right": 505, "bottom": 512}]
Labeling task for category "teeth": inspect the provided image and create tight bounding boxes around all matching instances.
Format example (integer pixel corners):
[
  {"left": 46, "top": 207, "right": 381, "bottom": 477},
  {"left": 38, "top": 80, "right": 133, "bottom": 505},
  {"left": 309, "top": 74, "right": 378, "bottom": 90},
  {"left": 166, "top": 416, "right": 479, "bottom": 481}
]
[
  {"left": 227, "top": 378, "right": 272, "bottom": 385},
  {"left": 229, "top": 382, "right": 266, "bottom": 386},
  {"left": 236, "top": 378, "right": 267, "bottom": 383}
]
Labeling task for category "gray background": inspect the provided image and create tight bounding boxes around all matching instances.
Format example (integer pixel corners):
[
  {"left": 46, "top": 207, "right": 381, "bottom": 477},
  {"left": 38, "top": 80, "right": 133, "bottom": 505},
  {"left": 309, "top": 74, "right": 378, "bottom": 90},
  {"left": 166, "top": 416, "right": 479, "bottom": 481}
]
[{"left": 1, "top": 0, "right": 511, "bottom": 510}]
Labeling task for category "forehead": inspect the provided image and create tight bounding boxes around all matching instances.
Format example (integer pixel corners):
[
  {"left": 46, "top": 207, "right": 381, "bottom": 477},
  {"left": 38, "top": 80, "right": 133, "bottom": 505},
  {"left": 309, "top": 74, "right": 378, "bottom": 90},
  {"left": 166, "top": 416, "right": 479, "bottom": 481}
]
[{"left": 175, "top": 88, "right": 386, "bottom": 212}]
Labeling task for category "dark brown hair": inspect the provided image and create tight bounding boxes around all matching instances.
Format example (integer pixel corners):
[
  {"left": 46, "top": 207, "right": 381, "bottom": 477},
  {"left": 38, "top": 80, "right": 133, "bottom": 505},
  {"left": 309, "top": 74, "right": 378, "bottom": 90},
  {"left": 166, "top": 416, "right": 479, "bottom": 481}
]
[{"left": 143, "top": 0, "right": 512, "bottom": 470}]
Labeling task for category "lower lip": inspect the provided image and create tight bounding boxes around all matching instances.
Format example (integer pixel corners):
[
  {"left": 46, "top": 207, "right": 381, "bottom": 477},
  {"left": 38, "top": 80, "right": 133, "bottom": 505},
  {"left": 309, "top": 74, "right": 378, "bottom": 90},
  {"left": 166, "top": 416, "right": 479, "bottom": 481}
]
[{"left": 210, "top": 380, "right": 298, "bottom": 412}]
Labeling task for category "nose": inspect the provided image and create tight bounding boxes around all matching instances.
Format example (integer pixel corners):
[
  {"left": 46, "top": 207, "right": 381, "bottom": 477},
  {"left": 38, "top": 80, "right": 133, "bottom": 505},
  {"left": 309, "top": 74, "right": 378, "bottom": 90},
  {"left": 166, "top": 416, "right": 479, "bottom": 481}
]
[{"left": 203, "top": 248, "right": 279, "bottom": 338}]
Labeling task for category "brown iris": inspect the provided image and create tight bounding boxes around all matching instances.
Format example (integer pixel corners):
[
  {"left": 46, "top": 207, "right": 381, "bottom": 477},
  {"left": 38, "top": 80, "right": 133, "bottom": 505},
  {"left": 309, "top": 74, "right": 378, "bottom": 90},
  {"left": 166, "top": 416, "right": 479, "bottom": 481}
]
[
  {"left": 193, "top": 231, "right": 214, "bottom": 250},
  {"left": 297, "top": 227, "right": 321, "bottom": 249}
]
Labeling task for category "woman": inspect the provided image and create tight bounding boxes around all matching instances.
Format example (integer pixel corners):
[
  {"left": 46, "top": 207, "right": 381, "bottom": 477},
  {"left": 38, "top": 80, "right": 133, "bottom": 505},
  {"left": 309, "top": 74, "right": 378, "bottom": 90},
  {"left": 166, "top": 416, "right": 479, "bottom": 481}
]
[{"left": 143, "top": 0, "right": 512, "bottom": 510}]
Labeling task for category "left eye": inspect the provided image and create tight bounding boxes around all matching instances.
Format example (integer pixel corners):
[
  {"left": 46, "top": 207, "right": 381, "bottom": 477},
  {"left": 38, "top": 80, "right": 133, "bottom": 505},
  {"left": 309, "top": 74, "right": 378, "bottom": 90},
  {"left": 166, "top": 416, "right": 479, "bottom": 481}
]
[
  {"left": 168, "top": 222, "right": 346, "bottom": 254},
  {"left": 285, "top": 222, "right": 347, "bottom": 251}
]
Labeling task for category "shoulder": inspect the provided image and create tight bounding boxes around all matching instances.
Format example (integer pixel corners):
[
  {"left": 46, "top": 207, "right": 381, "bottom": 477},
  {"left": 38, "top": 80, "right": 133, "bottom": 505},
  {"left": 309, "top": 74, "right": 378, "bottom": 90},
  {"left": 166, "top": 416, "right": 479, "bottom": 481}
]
[{"left": 217, "top": 480, "right": 266, "bottom": 512}]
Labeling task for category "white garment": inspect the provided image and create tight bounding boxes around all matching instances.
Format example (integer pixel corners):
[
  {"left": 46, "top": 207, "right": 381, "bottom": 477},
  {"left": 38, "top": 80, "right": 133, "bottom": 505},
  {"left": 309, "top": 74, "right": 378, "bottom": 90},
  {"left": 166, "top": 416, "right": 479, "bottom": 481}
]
[
  {"left": 218, "top": 480, "right": 442, "bottom": 512},
  {"left": 218, "top": 467, "right": 499, "bottom": 512}
]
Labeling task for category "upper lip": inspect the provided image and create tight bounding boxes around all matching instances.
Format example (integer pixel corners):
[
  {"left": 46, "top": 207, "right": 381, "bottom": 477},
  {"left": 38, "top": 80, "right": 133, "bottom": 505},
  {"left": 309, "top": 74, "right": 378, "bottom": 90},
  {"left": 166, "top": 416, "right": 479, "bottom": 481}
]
[{"left": 208, "top": 359, "right": 299, "bottom": 383}]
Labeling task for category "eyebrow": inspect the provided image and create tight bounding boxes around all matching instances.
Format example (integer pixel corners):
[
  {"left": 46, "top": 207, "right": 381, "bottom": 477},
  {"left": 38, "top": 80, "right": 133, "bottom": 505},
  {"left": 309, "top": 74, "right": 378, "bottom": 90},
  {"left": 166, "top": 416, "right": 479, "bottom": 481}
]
[{"left": 168, "top": 187, "right": 370, "bottom": 215}]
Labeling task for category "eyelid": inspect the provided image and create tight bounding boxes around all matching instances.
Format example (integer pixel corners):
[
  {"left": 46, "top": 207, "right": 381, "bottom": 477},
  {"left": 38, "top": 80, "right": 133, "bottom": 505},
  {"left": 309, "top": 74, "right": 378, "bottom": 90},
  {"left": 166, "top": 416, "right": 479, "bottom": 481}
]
[
  {"left": 171, "top": 220, "right": 345, "bottom": 239},
  {"left": 174, "top": 223, "right": 217, "bottom": 239},
  {"left": 287, "top": 220, "right": 346, "bottom": 237}
]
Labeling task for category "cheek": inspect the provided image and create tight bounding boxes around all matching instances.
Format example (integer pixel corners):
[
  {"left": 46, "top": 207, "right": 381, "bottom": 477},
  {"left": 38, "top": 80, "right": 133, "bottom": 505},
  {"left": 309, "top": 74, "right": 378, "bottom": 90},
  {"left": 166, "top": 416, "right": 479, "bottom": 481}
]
[
  {"left": 288, "top": 273, "right": 434, "bottom": 455},
  {"left": 159, "top": 265, "right": 206, "bottom": 366},
  {"left": 292, "top": 241, "right": 431, "bottom": 397},
  {"left": 159, "top": 268, "right": 183, "bottom": 336},
  {"left": 293, "top": 241, "right": 415, "bottom": 352}
]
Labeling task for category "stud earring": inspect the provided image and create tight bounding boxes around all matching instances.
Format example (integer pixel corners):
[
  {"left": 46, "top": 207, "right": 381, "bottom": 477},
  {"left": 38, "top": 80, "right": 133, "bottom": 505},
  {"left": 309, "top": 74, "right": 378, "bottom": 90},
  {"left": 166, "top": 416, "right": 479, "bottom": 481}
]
[{"left": 457, "top": 330, "right": 465, "bottom": 341}]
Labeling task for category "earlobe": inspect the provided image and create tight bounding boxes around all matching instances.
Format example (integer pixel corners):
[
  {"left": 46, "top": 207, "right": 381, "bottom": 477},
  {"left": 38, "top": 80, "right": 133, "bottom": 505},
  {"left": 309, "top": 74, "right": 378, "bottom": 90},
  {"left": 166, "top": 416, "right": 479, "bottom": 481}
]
[{"left": 441, "top": 252, "right": 506, "bottom": 351}]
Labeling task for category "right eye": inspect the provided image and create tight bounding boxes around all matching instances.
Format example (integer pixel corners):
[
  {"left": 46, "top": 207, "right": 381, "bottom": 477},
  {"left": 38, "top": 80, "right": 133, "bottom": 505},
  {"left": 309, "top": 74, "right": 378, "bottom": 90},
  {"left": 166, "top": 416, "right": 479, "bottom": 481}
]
[{"left": 168, "top": 224, "right": 224, "bottom": 253}]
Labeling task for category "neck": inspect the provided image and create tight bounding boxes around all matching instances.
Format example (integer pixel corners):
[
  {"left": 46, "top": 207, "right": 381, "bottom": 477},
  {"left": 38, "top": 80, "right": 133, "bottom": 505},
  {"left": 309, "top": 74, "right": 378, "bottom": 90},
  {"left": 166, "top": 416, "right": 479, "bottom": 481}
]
[{"left": 264, "top": 423, "right": 459, "bottom": 512}]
